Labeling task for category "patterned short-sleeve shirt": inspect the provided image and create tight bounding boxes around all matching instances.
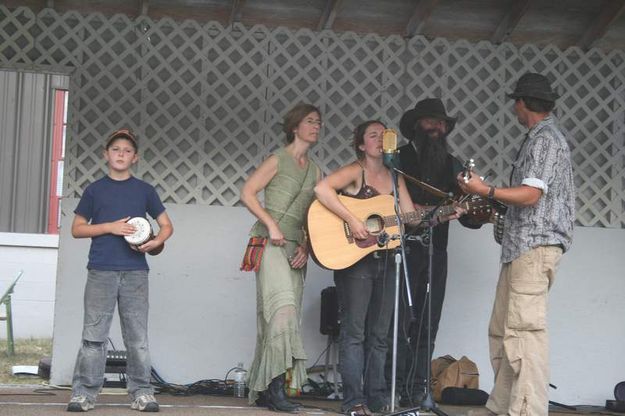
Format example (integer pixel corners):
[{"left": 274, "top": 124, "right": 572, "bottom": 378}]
[{"left": 501, "top": 115, "right": 575, "bottom": 263}]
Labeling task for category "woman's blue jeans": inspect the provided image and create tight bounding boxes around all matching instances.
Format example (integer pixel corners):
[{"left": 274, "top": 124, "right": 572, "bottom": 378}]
[{"left": 334, "top": 252, "right": 396, "bottom": 412}]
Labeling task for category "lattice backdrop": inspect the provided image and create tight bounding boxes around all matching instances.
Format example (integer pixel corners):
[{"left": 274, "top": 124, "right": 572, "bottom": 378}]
[{"left": 1, "top": 6, "right": 624, "bottom": 227}]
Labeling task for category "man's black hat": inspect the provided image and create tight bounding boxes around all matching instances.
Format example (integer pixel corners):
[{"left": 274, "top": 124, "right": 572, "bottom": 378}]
[
  {"left": 507, "top": 73, "right": 559, "bottom": 102},
  {"left": 399, "top": 98, "right": 456, "bottom": 139}
]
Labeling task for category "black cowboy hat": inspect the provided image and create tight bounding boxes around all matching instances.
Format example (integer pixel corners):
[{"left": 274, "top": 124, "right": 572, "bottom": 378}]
[
  {"left": 399, "top": 98, "right": 457, "bottom": 139},
  {"left": 507, "top": 73, "right": 559, "bottom": 102}
]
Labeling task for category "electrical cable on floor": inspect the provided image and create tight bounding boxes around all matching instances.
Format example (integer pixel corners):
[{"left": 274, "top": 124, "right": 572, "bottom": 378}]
[
  {"left": 150, "top": 366, "right": 231, "bottom": 396},
  {"left": 150, "top": 359, "right": 343, "bottom": 400},
  {"left": 301, "top": 344, "right": 342, "bottom": 399}
]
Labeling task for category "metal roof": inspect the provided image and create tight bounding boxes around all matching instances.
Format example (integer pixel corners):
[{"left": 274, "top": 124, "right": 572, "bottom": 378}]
[{"left": 7, "top": 0, "right": 625, "bottom": 51}]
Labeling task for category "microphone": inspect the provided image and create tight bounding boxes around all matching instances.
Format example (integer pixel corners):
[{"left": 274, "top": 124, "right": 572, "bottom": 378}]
[
  {"left": 377, "top": 231, "right": 390, "bottom": 248},
  {"left": 382, "top": 128, "right": 399, "bottom": 169}
]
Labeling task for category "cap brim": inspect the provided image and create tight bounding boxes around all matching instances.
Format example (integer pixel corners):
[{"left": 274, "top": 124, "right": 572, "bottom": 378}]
[
  {"left": 106, "top": 129, "right": 138, "bottom": 148},
  {"left": 507, "top": 91, "right": 559, "bottom": 101}
]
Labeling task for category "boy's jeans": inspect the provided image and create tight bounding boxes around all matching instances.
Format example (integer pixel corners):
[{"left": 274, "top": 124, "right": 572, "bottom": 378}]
[{"left": 71, "top": 269, "right": 154, "bottom": 400}]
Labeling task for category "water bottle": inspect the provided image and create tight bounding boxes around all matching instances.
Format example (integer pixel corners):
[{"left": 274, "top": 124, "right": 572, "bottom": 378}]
[{"left": 233, "top": 362, "right": 247, "bottom": 398}]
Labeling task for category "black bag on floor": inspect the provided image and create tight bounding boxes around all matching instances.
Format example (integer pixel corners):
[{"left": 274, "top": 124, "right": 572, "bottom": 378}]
[{"left": 441, "top": 387, "right": 489, "bottom": 405}]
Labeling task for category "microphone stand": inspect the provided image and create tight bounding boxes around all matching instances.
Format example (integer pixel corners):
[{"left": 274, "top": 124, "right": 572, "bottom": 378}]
[
  {"left": 393, "top": 167, "right": 452, "bottom": 200},
  {"left": 386, "top": 156, "right": 416, "bottom": 414},
  {"left": 388, "top": 173, "right": 450, "bottom": 416},
  {"left": 415, "top": 202, "right": 449, "bottom": 416}
]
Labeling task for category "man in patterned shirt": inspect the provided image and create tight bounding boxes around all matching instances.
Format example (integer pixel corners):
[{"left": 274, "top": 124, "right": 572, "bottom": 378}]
[{"left": 457, "top": 72, "right": 575, "bottom": 416}]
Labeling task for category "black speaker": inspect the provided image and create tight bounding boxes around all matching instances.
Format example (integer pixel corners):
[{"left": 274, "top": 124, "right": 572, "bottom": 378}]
[
  {"left": 616, "top": 381, "right": 625, "bottom": 402},
  {"left": 320, "top": 286, "right": 340, "bottom": 336},
  {"left": 607, "top": 381, "right": 625, "bottom": 413}
]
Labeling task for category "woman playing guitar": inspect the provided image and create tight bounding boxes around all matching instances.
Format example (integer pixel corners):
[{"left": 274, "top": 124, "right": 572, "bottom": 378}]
[{"left": 314, "top": 120, "right": 461, "bottom": 416}]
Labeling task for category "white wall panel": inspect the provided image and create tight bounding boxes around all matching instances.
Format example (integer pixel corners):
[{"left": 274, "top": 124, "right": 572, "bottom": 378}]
[{"left": 49, "top": 201, "right": 625, "bottom": 406}]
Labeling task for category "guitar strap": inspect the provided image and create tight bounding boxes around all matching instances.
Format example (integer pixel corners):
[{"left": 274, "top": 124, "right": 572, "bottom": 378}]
[
  {"left": 275, "top": 158, "right": 316, "bottom": 228},
  {"left": 510, "top": 132, "right": 530, "bottom": 185}
]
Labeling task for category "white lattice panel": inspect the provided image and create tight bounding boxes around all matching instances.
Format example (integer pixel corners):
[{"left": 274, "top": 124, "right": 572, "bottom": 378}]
[{"left": 1, "top": 5, "right": 624, "bottom": 227}]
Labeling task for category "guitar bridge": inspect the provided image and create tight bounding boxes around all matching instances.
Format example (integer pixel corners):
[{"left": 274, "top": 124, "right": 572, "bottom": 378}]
[{"left": 343, "top": 222, "right": 354, "bottom": 243}]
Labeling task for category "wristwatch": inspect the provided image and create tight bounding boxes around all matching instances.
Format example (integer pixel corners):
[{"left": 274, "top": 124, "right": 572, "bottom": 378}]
[{"left": 487, "top": 185, "right": 496, "bottom": 200}]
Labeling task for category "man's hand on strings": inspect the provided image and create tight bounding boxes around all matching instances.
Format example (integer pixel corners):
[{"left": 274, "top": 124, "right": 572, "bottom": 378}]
[{"left": 457, "top": 171, "right": 489, "bottom": 196}]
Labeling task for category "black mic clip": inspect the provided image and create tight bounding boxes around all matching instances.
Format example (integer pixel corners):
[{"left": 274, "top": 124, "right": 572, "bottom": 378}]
[{"left": 376, "top": 231, "right": 390, "bottom": 248}]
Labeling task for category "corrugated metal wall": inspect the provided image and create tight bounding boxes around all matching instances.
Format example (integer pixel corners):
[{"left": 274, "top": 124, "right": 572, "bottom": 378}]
[{"left": 0, "top": 70, "right": 68, "bottom": 233}]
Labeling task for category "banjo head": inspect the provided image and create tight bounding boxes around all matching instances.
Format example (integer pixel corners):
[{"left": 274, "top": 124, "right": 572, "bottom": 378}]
[{"left": 124, "top": 217, "right": 153, "bottom": 246}]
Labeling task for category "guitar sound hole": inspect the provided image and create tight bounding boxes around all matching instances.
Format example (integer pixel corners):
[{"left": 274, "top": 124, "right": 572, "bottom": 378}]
[{"left": 365, "top": 215, "right": 384, "bottom": 234}]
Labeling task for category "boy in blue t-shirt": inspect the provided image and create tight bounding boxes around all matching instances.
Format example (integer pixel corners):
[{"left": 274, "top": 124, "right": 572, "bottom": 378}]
[{"left": 67, "top": 129, "right": 173, "bottom": 413}]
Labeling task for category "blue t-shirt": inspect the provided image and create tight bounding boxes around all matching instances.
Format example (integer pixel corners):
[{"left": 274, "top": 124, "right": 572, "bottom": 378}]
[{"left": 74, "top": 175, "right": 166, "bottom": 271}]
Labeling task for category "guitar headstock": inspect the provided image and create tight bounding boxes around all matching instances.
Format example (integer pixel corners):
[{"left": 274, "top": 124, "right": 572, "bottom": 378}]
[{"left": 462, "top": 159, "right": 475, "bottom": 183}]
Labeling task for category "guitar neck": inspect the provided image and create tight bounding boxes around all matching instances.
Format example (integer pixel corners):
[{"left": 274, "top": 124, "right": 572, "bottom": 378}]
[{"left": 384, "top": 203, "right": 462, "bottom": 226}]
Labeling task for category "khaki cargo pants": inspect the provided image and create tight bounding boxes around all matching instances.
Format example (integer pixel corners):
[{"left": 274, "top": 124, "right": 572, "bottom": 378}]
[{"left": 486, "top": 246, "right": 562, "bottom": 416}]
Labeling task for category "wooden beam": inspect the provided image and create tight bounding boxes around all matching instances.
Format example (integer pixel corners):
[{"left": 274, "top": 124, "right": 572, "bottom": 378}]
[
  {"left": 140, "top": 0, "right": 149, "bottom": 16},
  {"left": 578, "top": 0, "right": 625, "bottom": 50},
  {"left": 317, "top": 0, "right": 342, "bottom": 31},
  {"left": 491, "top": 0, "right": 531, "bottom": 44},
  {"left": 405, "top": 0, "right": 441, "bottom": 38},
  {"left": 229, "top": 0, "right": 246, "bottom": 26}
]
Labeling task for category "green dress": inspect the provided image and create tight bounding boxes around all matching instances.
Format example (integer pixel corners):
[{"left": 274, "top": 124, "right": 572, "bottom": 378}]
[{"left": 246, "top": 147, "right": 318, "bottom": 403}]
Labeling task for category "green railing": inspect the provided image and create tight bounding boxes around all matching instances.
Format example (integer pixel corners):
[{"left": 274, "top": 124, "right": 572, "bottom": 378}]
[{"left": 1, "top": 270, "right": 24, "bottom": 356}]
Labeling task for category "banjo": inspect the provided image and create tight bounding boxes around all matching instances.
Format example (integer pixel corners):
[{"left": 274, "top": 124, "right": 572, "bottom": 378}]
[
  {"left": 461, "top": 159, "right": 507, "bottom": 245},
  {"left": 124, "top": 217, "right": 164, "bottom": 255}
]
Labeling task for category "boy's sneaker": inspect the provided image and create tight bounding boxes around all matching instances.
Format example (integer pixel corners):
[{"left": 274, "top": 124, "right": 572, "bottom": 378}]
[
  {"left": 67, "top": 395, "right": 94, "bottom": 412},
  {"left": 131, "top": 394, "right": 159, "bottom": 412}
]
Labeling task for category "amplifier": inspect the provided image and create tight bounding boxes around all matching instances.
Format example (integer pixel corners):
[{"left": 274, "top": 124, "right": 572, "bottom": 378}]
[{"left": 105, "top": 350, "right": 127, "bottom": 373}]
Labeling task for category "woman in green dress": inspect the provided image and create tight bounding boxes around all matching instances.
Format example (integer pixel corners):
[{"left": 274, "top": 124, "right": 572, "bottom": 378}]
[{"left": 240, "top": 103, "right": 322, "bottom": 412}]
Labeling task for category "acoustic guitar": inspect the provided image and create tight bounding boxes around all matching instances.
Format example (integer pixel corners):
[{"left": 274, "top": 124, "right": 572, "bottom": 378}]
[{"left": 307, "top": 194, "right": 492, "bottom": 270}]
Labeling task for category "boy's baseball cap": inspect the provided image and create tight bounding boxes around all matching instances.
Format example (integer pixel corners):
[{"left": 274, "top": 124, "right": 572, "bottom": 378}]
[{"left": 106, "top": 128, "right": 138, "bottom": 149}]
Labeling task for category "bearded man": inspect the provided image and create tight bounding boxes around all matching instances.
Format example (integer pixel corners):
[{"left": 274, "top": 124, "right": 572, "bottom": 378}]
[{"left": 388, "top": 98, "right": 481, "bottom": 406}]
